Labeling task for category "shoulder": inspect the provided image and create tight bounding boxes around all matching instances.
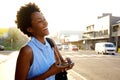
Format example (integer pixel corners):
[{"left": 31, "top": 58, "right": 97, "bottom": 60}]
[
  {"left": 20, "top": 45, "right": 32, "bottom": 56},
  {"left": 17, "top": 45, "right": 33, "bottom": 64}
]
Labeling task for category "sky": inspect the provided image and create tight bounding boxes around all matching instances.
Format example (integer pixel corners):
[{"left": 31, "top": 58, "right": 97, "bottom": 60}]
[{"left": 0, "top": 0, "right": 120, "bottom": 35}]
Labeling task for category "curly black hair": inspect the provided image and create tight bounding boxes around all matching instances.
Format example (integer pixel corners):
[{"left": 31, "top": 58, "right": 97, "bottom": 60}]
[{"left": 15, "top": 2, "right": 40, "bottom": 37}]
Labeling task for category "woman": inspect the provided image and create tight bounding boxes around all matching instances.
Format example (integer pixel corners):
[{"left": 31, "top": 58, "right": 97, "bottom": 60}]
[{"left": 15, "top": 2, "right": 74, "bottom": 80}]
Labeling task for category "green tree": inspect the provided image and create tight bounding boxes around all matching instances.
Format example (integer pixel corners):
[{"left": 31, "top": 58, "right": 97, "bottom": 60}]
[{"left": 5, "top": 27, "right": 29, "bottom": 50}]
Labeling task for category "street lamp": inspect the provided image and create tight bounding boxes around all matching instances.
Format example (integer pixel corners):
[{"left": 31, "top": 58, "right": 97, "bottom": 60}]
[{"left": 115, "top": 26, "right": 118, "bottom": 52}]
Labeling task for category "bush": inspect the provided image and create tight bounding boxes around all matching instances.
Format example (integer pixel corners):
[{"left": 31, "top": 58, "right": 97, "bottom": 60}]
[{"left": 0, "top": 27, "right": 29, "bottom": 50}]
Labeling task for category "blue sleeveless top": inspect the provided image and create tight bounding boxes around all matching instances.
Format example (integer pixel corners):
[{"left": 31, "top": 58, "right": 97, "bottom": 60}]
[{"left": 27, "top": 37, "right": 55, "bottom": 80}]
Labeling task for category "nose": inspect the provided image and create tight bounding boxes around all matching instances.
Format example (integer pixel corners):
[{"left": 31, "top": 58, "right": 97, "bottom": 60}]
[{"left": 43, "top": 19, "right": 48, "bottom": 26}]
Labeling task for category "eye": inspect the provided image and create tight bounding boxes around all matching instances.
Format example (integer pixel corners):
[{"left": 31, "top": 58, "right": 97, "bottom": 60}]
[
  {"left": 37, "top": 18, "right": 46, "bottom": 23},
  {"left": 38, "top": 20, "right": 42, "bottom": 23},
  {"left": 42, "top": 18, "right": 46, "bottom": 22}
]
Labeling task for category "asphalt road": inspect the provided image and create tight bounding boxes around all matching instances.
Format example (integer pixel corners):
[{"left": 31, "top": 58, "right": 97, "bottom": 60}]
[{"left": 61, "top": 50, "right": 120, "bottom": 80}]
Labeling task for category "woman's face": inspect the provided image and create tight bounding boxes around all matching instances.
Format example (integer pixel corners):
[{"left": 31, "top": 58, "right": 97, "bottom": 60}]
[{"left": 29, "top": 12, "right": 49, "bottom": 37}]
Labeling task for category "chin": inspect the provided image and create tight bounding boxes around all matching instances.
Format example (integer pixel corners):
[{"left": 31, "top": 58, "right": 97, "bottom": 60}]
[{"left": 45, "top": 31, "right": 49, "bottom": 36}]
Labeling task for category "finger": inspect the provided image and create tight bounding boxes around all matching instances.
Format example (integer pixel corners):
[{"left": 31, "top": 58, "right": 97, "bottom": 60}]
[
  {"left": 67, "top": 62, "right": 74, "bottom": 69},
  {"left": 65, "top": 57, "right": 70, "bottom": 61},
  {"left": 56, "top": 64, "right": 68, "bottom": 69},
  {"left": 70, "top": 62, "right": 75, "bottom": 68},
  {"left": 66, "top": 58, "right": 72, "bottom": 63}
]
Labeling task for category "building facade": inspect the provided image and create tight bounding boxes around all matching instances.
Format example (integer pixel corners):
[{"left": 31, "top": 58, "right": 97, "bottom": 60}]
[
  {"left": 111, "top": 20, "right": 120, "bottom": 50},
  {"left": 82, "top": 13, "right": 120, "bottom": 50},
  {"left": 51, "top": 30, "right": 83, "bottom": 49}
]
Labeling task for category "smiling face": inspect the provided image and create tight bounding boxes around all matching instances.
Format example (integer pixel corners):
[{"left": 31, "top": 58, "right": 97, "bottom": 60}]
[{"left": 27, "top": 11, "right": 49, "bottom": 38}]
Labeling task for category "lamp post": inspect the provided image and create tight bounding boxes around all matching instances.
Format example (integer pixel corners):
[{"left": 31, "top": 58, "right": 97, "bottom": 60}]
[
  {"left": 115, "top": 28, "right": 118, "bottom": 52},
  {"left": 83, "top": 40, "right": 86, "bottom": 50}
]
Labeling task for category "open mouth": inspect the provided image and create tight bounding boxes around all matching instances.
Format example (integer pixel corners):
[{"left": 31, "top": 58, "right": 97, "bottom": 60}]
[{"left": 43, "top": 27, "right": 48, "bottom": 31}]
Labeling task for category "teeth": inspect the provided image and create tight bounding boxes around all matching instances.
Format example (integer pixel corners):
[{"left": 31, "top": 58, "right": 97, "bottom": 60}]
[{"left": 43, "top": 27, "right": 48, "bottom": 30}]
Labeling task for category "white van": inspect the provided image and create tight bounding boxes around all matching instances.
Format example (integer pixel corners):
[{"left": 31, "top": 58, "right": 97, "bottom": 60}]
[{"left": 95, "top": 42, "right": 116, "bottom": 55}]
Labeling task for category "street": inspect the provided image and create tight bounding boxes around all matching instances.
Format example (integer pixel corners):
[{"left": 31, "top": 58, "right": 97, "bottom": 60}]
[
  {"left": 0, "top": 50, "right": 120, "bottom": 80},
  {"left": 62, "top": 50, "right": 120, "bottom": 80}
]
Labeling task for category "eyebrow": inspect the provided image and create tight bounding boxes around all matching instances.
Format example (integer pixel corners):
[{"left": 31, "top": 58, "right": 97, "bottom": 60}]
[
  {"left": 36, "top": 18, "right": 42, "bottom": 21},
  {"left": 37, "top": 17, "right": 45, "bottom": 20}
]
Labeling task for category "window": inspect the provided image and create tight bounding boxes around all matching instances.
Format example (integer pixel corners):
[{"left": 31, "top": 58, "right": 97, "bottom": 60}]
[
  {"left": 113, "top": 25, "right": 119, "bottom": 32},
  {"left": 104, "top": 29, "right": 108, "bottom": 35}
]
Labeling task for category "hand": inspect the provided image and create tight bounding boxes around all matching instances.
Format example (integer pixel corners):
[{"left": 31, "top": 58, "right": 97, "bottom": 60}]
[
  {"left": 64, "top": 57, "right": 75, "bottom": 70},
  {"left": 48, "top": 62, "right": 69, "bottom": 75},
  {"left": 57, "top": 57, "right": 75, "bottom": 71}
]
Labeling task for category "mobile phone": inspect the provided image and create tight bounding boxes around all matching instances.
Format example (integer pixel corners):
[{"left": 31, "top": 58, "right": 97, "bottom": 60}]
[
  {"left": 60, "top": 61, "right": 74, "bottom": 66},
  {"left": 60, "top": 62, "right": 69, "bottom": 66}
]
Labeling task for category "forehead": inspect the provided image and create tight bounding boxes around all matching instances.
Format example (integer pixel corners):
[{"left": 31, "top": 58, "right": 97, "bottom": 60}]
[{"left": 31, "top": 12, "right": 44, "bottom": 20}]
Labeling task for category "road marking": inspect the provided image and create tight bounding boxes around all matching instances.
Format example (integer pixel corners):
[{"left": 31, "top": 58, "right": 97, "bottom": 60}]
[
  {"left": 64, "top": 52, "right": 80, "bottom": 54},
  {"left": 70, "top": 70, "right": 87, "bottom": 80},
  {"left": 65, "top": 54, "right": 116, "bottom": 58}
]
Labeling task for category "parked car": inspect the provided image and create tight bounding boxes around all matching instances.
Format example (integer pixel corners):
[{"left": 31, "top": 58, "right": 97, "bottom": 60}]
[
  {"left": 95, "top": 42, "right": 116, "bottom": 55},
  {"left": 69, "top": 45, "right": 78, "bottom": 51},
  {"left": 0, "top": 45, "right": 4, "bottom": 51},
  {"left": 62, "top": 45, "right": 69, "bottom": 50},
  {"left": 56, "top": 43, "right": 62, "bottom": 50}
]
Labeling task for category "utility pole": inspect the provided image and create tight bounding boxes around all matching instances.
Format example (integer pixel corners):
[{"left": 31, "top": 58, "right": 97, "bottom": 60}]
[{"left": 115, "top": 29, "right": 118, "bottom": 52}]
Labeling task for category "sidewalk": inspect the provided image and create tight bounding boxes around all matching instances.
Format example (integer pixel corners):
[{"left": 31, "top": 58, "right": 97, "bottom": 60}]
[
  {"left": 0, "top": 51, "right": 18, "bottom": 63},
  {"left": 0, "top": 54, "right": 8, "bottom": 63}
]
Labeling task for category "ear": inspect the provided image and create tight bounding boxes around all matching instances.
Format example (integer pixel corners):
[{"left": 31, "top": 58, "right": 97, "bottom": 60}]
[{"left": 27, "top": 27, "right": 33, "bottom": 33}]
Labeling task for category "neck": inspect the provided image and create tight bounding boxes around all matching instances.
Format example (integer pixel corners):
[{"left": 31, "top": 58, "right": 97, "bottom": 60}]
[{"left": 34, "top": 36, "right": 45, "bottom": 44}]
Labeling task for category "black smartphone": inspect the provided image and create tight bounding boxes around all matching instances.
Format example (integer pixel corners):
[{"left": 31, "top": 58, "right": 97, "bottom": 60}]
[{"left": 60, "top": 62, "right": 74, "bottom": 66}]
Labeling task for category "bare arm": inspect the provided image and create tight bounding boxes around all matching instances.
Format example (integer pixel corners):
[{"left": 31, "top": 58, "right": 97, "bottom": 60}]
[
  {"left": 51, "top": 39, "right": 75, "bottom": 70},
  {"left": 15, "top": 46, "right": 32, "bottom": 80},
  {"left": 15, "top": 45, "right": 68, "bottom": 80}
]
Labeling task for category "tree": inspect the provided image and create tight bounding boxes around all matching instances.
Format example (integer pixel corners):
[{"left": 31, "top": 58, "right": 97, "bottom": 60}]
[{"left": 5, "top": 27, "right": 29, "bottom": 50}]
